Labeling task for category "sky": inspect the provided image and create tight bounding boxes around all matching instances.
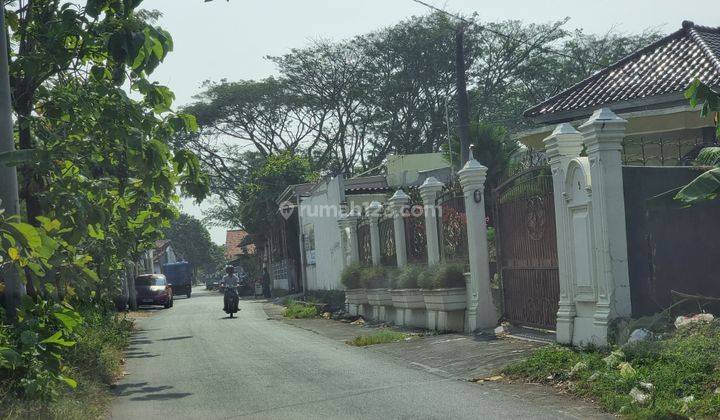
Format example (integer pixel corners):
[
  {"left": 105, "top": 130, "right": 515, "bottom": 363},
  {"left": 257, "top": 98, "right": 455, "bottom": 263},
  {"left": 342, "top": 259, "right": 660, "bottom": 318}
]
[{"left": 141, "top": 0, "right": 717, "bottom": 244}]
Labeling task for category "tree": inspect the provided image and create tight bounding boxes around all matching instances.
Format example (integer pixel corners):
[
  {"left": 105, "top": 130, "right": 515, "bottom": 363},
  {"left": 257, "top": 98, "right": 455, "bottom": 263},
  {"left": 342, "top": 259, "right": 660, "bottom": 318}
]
[
  {"left": 0, "top": 8, "right": 22, "bottom": 319},
  {"left": 675, "top": 80, "right": 720, "bottom": 204},
  {"left": 162, "top": 213, "right": 223, "bottom": 277},
  {"left": 1, "top": 1, "right": 208, "bottom": 310},
  {"left": 204, "top": 151, "right": 316, "bottom": 236}
]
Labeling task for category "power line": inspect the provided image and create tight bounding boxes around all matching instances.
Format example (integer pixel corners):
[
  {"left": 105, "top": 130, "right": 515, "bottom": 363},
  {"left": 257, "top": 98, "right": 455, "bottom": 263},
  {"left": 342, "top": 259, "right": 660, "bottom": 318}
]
[{"left": 409, "top": 0, "right": 604, "bottom": 67}]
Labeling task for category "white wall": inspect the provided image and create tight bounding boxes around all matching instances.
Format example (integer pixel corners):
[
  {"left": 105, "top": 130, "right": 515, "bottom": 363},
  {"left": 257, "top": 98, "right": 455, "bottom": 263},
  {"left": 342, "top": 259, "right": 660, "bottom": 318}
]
[{"left": 299, "top": 176, "right": 345, "bottom": 290}]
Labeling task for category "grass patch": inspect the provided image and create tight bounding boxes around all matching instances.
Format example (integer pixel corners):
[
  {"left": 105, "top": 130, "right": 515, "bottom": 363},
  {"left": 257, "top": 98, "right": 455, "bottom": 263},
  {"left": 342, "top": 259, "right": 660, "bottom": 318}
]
[
  {"left": 282, "top": 300, "right": 319, "bottom": 319},
  {"left": 347, "top": 329, "right": 412, "bottom": 346},
  {"left": 503, "top": 320, "right": 720, "bottom": 419}
]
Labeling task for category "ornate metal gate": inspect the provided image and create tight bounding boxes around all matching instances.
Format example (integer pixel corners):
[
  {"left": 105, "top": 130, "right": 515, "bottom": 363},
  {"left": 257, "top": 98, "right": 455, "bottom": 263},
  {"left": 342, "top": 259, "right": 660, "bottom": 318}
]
[{"left": 493, "top": 166, "right": 559, "bottom": 330}]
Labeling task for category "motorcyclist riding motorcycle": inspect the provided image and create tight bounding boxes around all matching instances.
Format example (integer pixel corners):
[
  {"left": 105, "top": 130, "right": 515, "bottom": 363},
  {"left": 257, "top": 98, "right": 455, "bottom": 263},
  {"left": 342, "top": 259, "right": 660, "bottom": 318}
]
[{"left": 222, "top": 265, "right": 240, "bottom": 317}]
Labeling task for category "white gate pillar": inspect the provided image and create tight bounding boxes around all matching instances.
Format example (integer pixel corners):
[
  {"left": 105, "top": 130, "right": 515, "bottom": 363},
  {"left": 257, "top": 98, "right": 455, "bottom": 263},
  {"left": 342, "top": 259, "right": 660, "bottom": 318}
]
[
  {"left": 579, "top": 108, "right": 632, "bottom": 345},
  {"left": 344, "top": 210, "right": 360, "bottom": 264},
  {"left": 367, "top": 201, "right": 383, "bottom": 266},
  {"left": 419, "top": 177, "right": 444, "bottom": 265},
  {"left": 337, "top": 215, "right": 351, "bottom": 267},
  {"left": 543, "top": 123, "right": 583, "bottom": 344},
  {"left": 389, "top": 190, "right": 410, "bottom": 268},
  {"left": 458, "top": 149, "right": 497, "bottom": 332}
]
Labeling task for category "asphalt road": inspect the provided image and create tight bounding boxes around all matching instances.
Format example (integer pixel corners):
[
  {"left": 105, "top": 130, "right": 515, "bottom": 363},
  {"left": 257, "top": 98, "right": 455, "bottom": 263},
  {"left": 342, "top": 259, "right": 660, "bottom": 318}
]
[{"left": 110, "top": 290, "right": 589, "bottom": 420}]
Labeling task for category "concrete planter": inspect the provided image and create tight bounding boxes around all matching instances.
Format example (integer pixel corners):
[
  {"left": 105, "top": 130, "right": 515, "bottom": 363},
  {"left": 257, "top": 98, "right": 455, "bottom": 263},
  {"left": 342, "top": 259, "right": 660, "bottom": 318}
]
[
  {"left": 345, "top": 288, "right": 368, "bottom": 305},
  {"left": 422, "top": 287, "right": 466, "bottom": 332},
  {"left": 390, "top": 288, "right": 425, "bottom": 328},
  {"left": 390, "top": 289, "right": 425, "bottom": 309},
  {"left": 366, "top": 288, "right": 394, "bottom": 323},
  {"left": 366, "top": 288, "right": 393, "bottom": 307}
]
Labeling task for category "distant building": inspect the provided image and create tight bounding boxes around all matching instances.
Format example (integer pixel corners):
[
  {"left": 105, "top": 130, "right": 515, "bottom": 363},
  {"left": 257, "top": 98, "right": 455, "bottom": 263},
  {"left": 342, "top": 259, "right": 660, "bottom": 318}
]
[
  {"left": 152, "top": 239, "right": 178, "bottom": 274},
  {"left": 273, "top": 153, "right": 451, "bottom": 292},
  {"left": 224, "top": 229, "right": 255, "bottom": 262}
]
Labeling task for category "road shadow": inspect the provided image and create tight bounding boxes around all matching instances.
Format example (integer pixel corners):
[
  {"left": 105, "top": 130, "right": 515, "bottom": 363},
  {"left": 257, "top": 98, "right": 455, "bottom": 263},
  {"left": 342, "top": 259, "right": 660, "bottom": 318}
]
[
  {"left": 130, "top": 392, "right": 192, "bottom": 401},
  {"left": 125, "top": 351, "right": 160, "bottom": 359},
  {"left": 112, "top": 382, "right": 192, "bottom": 401},
  {"left": 158, "top": 335, "right": 193, "bottom": 341}
]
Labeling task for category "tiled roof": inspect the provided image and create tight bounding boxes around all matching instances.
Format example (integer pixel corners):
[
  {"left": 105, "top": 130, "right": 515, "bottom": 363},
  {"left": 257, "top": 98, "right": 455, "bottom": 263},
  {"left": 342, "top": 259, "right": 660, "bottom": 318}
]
[
  {"left": 524, "top": 21, "right": 720, "bottom": 120},
  {"left": 344, "top": 175, "right": 389, "bottom": 193},
  {"left": 153, "top": 239, "right": 172, "bottom": 262},
  {"left": 225, "top": 229, "right": 255, "bottom": 260}
]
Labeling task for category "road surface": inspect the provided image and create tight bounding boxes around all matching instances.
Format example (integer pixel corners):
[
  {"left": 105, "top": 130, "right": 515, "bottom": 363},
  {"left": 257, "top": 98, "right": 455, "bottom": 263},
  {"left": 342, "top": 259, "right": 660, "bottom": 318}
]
[{"left": 110, "top": 290, "right": 593, "bottom": 419}]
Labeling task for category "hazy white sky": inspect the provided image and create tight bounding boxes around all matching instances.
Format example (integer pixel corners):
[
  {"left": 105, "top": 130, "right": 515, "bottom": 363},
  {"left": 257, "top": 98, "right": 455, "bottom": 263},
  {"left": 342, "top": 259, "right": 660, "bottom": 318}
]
[{"left": 142, "top": 0, "right": 716, "bottom": 244}]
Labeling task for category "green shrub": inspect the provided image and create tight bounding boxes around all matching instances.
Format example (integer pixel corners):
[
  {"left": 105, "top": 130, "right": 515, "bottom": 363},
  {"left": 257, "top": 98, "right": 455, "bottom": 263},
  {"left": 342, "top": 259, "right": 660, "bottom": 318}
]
[
  {"left": 340, "top": 263, "right": 363, "bottom": 289},
  {"left": 304, "top": 290, "right": 346, "bottom": 311},
  {"left": 433, "top": 263, "right": 466, "bottom": 288},
  {"left": 418, "top": 263, "right": 466, "bottom": 289},
  {"left": 65, "top": 310, "right": 133, "bottom": 385},
  {"left": 347, "top": 329, "right": 412, "bottom": 346},
  {"left": 393, "top": 264, "right": 424, "bottom": 289},
  {"left": 282, "top": 299, "right": 319, "bottom": 319},
  {"left": 359, "top": 266, "right": 389, "bottom": 289},
  {"left": 417, "top": 264, "right": 437, "bottom": 289}
]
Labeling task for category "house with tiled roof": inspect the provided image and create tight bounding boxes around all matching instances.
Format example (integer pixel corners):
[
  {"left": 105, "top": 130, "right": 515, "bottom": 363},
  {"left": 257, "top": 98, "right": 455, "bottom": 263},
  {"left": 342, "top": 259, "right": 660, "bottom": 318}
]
[
  {"left": 517, "top": 21, "right": 719, "bottom": 166},
  {"left": 269, "top": 153, "right": 451, "bottom": 292},
  {"left": 152, "top": 239, "right": 178, "bottom": 274},
  {"left": 224, "top": 229, "right": 255, "bottom": 262}
]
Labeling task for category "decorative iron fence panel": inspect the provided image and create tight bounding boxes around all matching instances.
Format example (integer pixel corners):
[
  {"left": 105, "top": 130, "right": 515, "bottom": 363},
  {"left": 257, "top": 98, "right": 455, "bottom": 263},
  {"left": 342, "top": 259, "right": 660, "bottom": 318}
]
[
  {"left": 404, "top": 206, "right": 426, "bottom": 264},
  {"left": 357, "top": 220, "right": 372, "bottom": 266},
  {"left": 436, "top": 186, "right": 468, "bottom": 263},
  {"left": 379, "top": 216, "right": 396, "bottom": 267},
  {"left": 493, "top": 166, "right": 559, "bottom": 330}
]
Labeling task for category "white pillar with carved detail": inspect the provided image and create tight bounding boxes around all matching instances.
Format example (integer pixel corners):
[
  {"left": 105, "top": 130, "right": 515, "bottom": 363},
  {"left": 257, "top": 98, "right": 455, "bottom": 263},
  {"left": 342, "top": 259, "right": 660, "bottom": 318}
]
[
  {"left": 579, "top": 108, "right": 632, "bottom": 345},
  {"left": 543, "top": 123, "right": 583, "bottom": 344},
  {"left": 367, "top": 201, "right": 383, "bottom": 266},
  {"left": 458, "top": 149, "right": 497, "bottom": 332},
  {"left": 419, "top": 177, "right": 444, "bottom": 265},
  {"left": 389, "top": 190, "right": 409, "bottom": 268}
]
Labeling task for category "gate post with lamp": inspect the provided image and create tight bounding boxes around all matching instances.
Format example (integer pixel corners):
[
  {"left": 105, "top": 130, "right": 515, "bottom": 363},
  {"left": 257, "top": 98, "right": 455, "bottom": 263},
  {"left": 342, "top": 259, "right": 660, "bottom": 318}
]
[{"left": 458, "top": 147, "right": 498, "bottom": 332}]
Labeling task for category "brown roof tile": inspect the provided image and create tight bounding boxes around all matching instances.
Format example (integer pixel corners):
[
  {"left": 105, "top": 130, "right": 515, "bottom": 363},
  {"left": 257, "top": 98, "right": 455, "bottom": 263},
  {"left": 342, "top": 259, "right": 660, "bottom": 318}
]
[
  {"left": 525, "top": 21, "right": 720, "bottom": 120},
  {"left": 225, "top": 229, "right": 255, "bottom": 260}
]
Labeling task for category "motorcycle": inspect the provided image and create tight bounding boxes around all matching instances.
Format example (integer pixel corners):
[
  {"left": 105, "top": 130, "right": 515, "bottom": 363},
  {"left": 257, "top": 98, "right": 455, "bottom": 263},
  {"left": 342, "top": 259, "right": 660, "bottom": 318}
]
[{"left": 223, "top": 286, "right": 240, "bottom": 318}]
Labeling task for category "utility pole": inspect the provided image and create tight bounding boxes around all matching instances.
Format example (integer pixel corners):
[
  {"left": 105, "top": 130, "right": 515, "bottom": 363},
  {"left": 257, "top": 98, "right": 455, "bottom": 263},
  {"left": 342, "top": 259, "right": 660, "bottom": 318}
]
[
  {"left": 0, "top": 10, "right": 23, "bottom": 320},
  {"left": 455, "top": 23, "right": 472, "bottom": 166}
]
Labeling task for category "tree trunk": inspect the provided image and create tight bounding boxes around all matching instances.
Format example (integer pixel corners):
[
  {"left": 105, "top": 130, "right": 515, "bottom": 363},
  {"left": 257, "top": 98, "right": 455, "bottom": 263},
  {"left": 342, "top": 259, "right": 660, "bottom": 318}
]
[
  {"left": 127, "top": 261, "right": 138, "bottom": 310},
  {"left": 455, "top": 24, "right": 471, "bottom": 166},
  {"left": 0, "top": 11, "right": 23, "bottom": 321}
]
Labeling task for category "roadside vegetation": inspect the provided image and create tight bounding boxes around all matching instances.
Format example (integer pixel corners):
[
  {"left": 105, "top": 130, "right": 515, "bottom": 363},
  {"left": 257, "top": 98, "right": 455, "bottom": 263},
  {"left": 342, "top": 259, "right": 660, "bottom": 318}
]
[
  {"left": 503, "top": 318, "right": 720, "bottom": 419},
  {"left": 0, "top": 1, "right": 209, "bottom": 417},
  {"left": 348, "top": 329, "right": 413, "bottom": 347},
  {"left": 0, "top": 301, "right": 134, "bottom": 419},
  {"left": 282, "top": 299, "right": 319, "bottom": 319}
]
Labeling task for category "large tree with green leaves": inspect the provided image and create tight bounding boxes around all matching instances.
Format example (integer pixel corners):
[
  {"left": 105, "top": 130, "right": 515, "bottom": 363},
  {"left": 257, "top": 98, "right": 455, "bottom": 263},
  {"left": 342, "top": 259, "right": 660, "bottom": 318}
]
[{"left": 1, "top": 0, "right": 208, "bottom": 309}]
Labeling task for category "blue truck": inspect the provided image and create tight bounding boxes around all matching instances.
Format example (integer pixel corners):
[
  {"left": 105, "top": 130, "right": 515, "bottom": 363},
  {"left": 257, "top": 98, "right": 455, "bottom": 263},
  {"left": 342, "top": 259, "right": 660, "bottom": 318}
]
[{"left": 162, "top": 261, "right": 193, "bottom": 298}]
